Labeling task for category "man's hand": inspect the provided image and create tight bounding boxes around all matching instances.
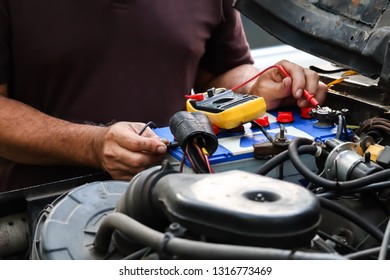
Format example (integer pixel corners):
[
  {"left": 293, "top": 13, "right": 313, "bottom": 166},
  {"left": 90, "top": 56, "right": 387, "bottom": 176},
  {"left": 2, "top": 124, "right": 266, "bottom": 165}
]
[
  {"left": 94, "top": 122, "right": 168, "bottom": 181},
  {"left": 249, "top": 60, "right": 328, "bottom": 110}
]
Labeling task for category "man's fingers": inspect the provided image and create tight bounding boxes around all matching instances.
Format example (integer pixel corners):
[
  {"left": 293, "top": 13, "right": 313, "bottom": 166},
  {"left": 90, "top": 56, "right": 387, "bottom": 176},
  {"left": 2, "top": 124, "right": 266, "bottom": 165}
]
[{"left": 105, "top": 122, "right": 167, "bottom": 154}]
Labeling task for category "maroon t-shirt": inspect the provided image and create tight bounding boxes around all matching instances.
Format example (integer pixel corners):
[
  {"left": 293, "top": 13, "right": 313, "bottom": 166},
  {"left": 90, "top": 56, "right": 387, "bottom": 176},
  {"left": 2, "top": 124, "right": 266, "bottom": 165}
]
[{"left": 0, "top": 0, "right": 253, "bottom": 190}]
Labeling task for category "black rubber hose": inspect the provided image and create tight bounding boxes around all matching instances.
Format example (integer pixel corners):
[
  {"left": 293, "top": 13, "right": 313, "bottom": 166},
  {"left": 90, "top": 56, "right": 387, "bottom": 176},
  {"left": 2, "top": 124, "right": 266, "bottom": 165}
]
[
  {"left": 336, "top": 115, "right": 344, "bottom": 139},
  {"left": 122, "top": 247, "right": 150, "bottom": 260},
  {"left": 317, "top": 180, "right": 390, "bottom": 198},
  {"left": 257, "top": 145, "right": 328, "bottom": 176},
  {"left": 346, "top": 246, "right": 390, "bottom": 260},
  {"left": 378, "top": 219, "right": 390, "bottom": 260},
  {"left": 288, "top": 138, "right": 390, "bottom": 190},
  {"left": 94, "top": 212, "right": 345, "bottom": 260},
  {"left": 318, "top": 197, "right": 384, "bottom": 243}
]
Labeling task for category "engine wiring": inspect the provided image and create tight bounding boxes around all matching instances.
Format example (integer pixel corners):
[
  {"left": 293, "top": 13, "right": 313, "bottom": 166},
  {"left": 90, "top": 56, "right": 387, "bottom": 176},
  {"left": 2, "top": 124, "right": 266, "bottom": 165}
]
[
  {"left": 326, "top": 70, "right": 358, "bottom": 88},
  {"left": 135, "top": 118, "right": 215, "bottom": 174},
  {"left": 355, "top": 117, "right": 390, "bottom": 142},
  {"left": 180, "top": 139, "right": 214, "bottom": 174}
]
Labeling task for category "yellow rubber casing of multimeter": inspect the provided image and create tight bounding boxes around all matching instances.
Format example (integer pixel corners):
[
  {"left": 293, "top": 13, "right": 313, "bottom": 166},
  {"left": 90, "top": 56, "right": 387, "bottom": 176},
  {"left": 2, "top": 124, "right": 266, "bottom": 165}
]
[{"left": 186, "top": 88, "right": 266, "bottom": 130}]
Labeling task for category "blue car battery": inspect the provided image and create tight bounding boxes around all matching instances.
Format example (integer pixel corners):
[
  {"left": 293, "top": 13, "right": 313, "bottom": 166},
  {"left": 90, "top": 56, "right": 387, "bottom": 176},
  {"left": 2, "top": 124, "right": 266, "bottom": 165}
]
[{"left": 154, "top": 107, "right": 351, "bottom": 185}]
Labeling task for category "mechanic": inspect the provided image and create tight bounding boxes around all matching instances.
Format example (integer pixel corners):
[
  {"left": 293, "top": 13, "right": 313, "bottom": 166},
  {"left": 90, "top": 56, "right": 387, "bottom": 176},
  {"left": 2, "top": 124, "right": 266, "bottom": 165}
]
[{"left": 0, "top": 1, "right": 327, "bottom": 191}]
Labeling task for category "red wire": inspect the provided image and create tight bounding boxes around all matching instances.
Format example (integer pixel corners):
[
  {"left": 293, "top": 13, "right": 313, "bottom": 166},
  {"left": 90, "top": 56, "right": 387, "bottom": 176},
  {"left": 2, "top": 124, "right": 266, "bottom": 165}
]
[
  {"left": 185, "top": 145, "right": 198, "bottom": 173},
  {"left": 230, "top": 65, "right": 288, "bottom": 92},
  {"left": 204, "top": 154, "right": 214, "bottom": 173},
  {"left": 193, "top": 143, "right": 214, "bottom": 173}
]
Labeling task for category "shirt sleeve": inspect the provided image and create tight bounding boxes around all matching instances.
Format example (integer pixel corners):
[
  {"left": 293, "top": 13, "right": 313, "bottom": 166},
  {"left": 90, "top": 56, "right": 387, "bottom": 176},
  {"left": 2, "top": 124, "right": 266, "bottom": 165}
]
[
  {"left": 199, "top": 1, "right": 254, "bottom": 75},
  {"left": 0, "top": 0, "right": 10, "bottom": 84}
]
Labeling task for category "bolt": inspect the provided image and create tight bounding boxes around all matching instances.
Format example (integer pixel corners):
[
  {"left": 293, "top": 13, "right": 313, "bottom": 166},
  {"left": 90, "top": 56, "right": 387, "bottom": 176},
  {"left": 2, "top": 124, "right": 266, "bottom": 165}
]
[
  {"left": 280, "top": 129, "right": 285, "bottom": 139},
  {"left": 254, "top": 193, "right": 266, "bottom": 202},
  {"left": 169, "top": 223, "right": 180, "bottom": 231},
  {"left": 341, "top": 108, "right": 349, "bottom": 115}
]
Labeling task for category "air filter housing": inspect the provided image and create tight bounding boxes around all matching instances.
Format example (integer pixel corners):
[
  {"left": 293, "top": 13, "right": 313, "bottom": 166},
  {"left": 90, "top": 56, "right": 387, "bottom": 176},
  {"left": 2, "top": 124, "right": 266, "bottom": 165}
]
[{"left": 118, "top": 167, "right": 321, "bottom": 249}]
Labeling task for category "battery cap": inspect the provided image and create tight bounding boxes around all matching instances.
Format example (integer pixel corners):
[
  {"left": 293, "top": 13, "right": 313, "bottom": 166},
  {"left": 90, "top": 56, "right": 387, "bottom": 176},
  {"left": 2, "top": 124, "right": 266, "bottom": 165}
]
[
  {"left": 277, "top": 111, "right": 294, "bottom": 123},
  {"left": 252, "top": 116, "right": 270, "bottom": 127}
]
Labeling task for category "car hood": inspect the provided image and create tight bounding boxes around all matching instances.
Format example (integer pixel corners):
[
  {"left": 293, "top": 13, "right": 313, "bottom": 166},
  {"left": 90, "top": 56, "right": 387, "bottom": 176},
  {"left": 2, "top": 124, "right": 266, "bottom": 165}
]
[{"left": 234, "top": 0, "right": 390, "bottom": 89}]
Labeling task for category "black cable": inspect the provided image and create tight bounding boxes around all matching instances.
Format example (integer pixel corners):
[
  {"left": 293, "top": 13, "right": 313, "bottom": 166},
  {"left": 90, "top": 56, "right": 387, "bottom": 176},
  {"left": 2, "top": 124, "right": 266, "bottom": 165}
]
[
  {"left": 278, "top": 162, "right": 284, "bottom": 180},
  {"left": 378, "top": 218, "right": 390, "bottom": 260},
  {"left": 251, "top": 121, "right": 274, "bottom": 143},
  {"left": 317, "top": 180, "right": 390, "bottom": 199},
  {"left": 166, "top": 141, "right": 179, "bottom": 149},
  {"left": 94, "top": 212, "right": 345, "bottom": 260},
  {"left": 342, "top": 116, "right": 350, "bottom": 140},
  {"left": 256, "top": 145, "right": 328, "bottom": 176},
  {"left": 336, "top": 115, "right": 344, "bottom": 139},
  {"left": 138, "top": 121, "right": 157, "bottom": 136},
  {"left": 288, "top": 138, "right": 390, "bottom": 190},
  {"left": 345, "top": 246, "right": 390, "bottom": 260},
  {"left": 257, "top": 150, "right": 290, "bottom": 175},
  {"left": 317, "top": 230, "right": 358, "bottom": 254},
  {"left": 186, "top": 144, "right": 209, "bottom": 173},
  {"left": 318, "top": 197, "right": 384, "bottom": 243}
]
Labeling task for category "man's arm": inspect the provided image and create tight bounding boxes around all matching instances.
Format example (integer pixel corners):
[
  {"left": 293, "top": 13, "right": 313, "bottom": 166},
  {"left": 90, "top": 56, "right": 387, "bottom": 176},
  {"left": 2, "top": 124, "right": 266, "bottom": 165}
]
[
  {"left": 195, "top": 60, "right": 327, "bottom": 110},
  {"left": 0, "top": 84, "right": 167, "bottom": 180}
]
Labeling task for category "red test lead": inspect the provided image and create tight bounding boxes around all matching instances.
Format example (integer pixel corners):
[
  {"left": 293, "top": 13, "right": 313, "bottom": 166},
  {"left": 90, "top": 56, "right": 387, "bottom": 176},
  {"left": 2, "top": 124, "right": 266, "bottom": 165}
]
[
  {"left": 303, "top": 89, "right": 320, "bottom": 109},
  {"left": 230, "top": 64, "right": 322, "bottom": 109}
]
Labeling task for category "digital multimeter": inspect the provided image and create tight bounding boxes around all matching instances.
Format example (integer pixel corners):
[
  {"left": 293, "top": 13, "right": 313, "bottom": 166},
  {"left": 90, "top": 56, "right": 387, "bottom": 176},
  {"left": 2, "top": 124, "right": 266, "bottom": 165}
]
[{"left": 186, "top": 88, "right": 266, "bottom": 129}]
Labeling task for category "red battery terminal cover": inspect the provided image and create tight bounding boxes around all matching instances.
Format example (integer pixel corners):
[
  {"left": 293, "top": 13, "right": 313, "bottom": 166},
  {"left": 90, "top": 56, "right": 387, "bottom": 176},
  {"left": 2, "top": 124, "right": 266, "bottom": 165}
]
[
  {"left": 277, "top": 111, "right": 294, "bottom": 123},
  {"left": 252, "top": 116, "right": 270, "bottom": 127}
]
